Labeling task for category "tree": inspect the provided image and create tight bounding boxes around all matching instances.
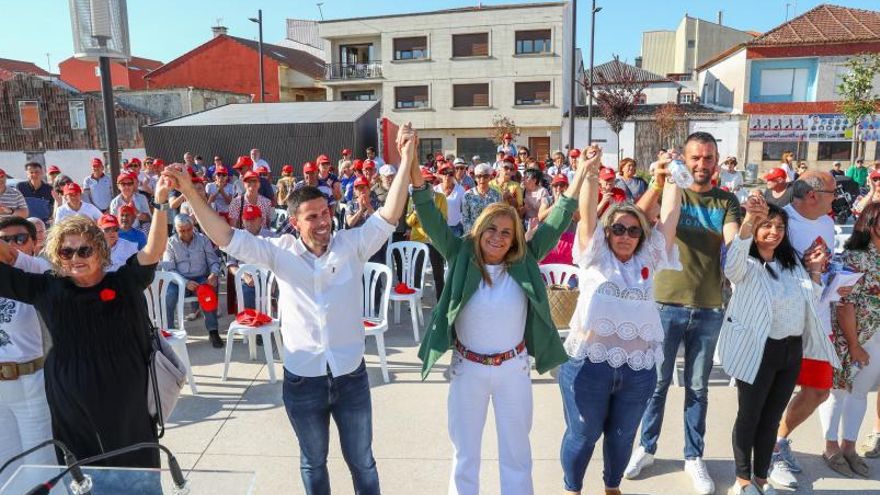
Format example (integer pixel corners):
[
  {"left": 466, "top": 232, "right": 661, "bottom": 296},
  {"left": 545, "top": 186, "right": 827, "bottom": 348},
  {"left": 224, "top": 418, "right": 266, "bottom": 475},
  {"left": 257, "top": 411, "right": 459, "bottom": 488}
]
[
  {"left": 654, "top": 103, "right": 683, "bottom": 149},
  {"left": 580, "top": 55, "right": 648, "bottom": 164},
  {"left": 836, "top": 53, "right": 880, "bottom": 162},
  {"left": 489, "top": 114, "right": 518, "bottom": 145}
]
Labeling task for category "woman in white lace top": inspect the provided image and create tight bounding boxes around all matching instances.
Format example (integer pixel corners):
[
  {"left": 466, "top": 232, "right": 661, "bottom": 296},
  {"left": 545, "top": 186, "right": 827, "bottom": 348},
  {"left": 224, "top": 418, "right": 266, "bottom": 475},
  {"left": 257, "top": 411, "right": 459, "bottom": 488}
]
[{"left": 558, "top": 147, "right": 682, "bottom": 495}]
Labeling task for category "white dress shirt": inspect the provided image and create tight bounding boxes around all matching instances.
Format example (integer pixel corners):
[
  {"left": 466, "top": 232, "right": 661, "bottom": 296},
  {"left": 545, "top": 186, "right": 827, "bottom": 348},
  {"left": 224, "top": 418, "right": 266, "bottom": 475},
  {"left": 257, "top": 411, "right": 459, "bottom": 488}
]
[
  {"left": 222, "top": 213, "right": 396, "bottom": 377},
  {"left": 109, "top": 239, "right": 139, "bottom": 272},
  {"left": 54, "top": 202, "right": 102, "bottom": 223},
  {"left": 1, "top": 254, "right": 51, "bottom": 363}
]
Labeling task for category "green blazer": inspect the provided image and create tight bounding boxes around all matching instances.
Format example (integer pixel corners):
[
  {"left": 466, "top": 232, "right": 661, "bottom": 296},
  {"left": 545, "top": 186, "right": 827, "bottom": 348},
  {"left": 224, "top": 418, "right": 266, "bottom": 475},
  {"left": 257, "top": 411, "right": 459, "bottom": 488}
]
[{"left": 412, "top": 186, "right": 575, "bottom": 379}]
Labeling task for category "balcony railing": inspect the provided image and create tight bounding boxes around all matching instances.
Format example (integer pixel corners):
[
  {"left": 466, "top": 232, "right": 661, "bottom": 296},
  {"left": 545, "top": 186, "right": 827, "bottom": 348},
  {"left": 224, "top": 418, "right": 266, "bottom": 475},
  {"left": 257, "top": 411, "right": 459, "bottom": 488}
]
[{"left": 324, "top": 61, "right": 383, "bottom": 81}]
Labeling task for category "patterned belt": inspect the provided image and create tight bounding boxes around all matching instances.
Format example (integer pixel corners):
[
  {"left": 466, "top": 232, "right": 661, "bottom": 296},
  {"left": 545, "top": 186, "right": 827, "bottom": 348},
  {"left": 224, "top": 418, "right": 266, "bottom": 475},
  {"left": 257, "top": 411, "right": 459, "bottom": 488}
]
[
  {"left": 0, "top": 357, "right": 45, "bottom": 381},
  {"left": 454, "top": 340, "right": 526, "bottom": 366}
]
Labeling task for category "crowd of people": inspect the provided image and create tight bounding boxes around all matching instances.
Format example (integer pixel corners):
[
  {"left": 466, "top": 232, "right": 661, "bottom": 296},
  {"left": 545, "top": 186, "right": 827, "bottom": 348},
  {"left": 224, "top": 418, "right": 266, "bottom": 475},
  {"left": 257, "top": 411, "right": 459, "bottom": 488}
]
[{"left": 0, "top": 127, "right": 878, "bottom": 495}]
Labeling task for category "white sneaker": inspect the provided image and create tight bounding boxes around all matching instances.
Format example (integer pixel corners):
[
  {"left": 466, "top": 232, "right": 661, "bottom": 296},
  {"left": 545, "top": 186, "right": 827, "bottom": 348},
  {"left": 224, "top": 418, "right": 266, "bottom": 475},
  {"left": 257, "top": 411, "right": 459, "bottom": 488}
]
[
  {"left": 733, "top": 483, "right": 761, "bottom": 495},
  {"left": 623, "top": 446, "right": 654, "bottom": 479},
  {"left": 684, "top": 457, "right": 715, "bottom": 495},
  {"left": 768, "top": 459, "right": 798, "bottom": 488},
  {"left": 759, "top": 483, "right": 779, "bottom": 495}
]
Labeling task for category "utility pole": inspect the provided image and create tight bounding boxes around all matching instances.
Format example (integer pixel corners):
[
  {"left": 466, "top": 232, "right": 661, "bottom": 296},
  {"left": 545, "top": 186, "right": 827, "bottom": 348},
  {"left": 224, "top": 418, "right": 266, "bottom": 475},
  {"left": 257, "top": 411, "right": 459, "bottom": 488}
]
[
  {"left": 586, "top": 0, "right": 601, "bottom": 146},
  {"left": 567, "top": 0, "right": 577, "bottom": 152},
  {"left": 249, "top": 10, "right": 265, "bottom": 102}
]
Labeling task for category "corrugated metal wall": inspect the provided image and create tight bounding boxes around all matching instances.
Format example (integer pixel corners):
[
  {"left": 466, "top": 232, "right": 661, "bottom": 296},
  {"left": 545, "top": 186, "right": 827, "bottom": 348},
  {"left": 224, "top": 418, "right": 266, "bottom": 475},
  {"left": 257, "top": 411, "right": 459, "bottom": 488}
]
[{"left": 142, "top": 104, "right": 379, "bottom": 173}]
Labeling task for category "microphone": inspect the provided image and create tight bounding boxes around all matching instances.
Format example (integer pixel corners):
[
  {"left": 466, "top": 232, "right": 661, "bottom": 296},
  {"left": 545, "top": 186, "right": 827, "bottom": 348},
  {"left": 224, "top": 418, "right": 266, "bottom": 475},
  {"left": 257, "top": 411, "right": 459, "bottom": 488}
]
[
  {"left": 0, "top": 439, "right": 90, "bottom": 493},
  {"left": 22, "top": 442, "right": 188, "bottom": 495}
]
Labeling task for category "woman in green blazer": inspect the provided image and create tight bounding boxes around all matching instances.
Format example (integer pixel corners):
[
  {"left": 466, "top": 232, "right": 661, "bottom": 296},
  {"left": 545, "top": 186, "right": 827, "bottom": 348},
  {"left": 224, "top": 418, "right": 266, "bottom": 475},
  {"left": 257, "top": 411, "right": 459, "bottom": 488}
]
[{"left": 407, "top": 136, "right": 596, "bottom": 495}]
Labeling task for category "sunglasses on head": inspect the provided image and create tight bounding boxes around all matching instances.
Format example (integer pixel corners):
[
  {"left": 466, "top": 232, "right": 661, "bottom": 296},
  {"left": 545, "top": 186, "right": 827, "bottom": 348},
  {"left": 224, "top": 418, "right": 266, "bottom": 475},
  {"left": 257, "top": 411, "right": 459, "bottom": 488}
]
[
  {"left": 609, "top": 223, "right": 643, "bottom": 239},
  {"left": 58, "top": 245, "right": 95, "bottom": 261},
  {"left": 1, "top": 233, "right": 30, "bottom": 245}
]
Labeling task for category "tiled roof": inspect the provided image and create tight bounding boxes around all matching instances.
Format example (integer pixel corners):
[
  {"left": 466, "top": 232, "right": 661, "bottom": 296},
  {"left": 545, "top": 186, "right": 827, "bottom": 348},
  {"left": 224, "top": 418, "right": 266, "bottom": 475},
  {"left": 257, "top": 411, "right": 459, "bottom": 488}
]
[
  {"left": 229, "top": 36, "right": 324, "bottom": 79},
  {"left": 127, "top": 56, "right": 163, "bottom": 71},
  {"left": 750, "top": 3, "right": 880, "bottom": 46},
  {"left": 588, "top": 59, "right": 673, "bottom": 85},
  {"left": 0, "top": 57, "right": 51, "bottom": 77}
]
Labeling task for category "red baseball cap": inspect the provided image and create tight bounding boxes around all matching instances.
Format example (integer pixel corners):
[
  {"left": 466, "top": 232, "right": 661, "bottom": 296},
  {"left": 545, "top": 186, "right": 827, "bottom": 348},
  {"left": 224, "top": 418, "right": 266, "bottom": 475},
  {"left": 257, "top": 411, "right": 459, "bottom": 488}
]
[
  {"left": 503, "top": 132, "right": 513, "bottom": 140},
  {"left": 196, "top": 284, "right": 218, "bottom": 312},
  {"left": 255, "top": 165, "right": 269, "bottom": 175},
  {"left": 153, "top": 158, "right": 165, "bottom": 168},
  {"left": 62, "top": 183, "right": 82, "bottom": 195},
  {"left": 420, "top": 167, "right": 436, "bottom": 180},
  {"left": 234, "top": 156, "right": 254, "bottom": 170},
  {"left": 316, "top": 154, "right": 331, "bottom": 165},
  {"left": 242, "top": 170, "right": 260, "bottom": 182},
  {"left": 354, "top": 176, "right": 371, "bottom": 188},
  {"left": 438, "top": 162, "right": 454, "bottom": 173},
  {"left": 282, "top": 164, "right": 294, "bottom": 175},
  {"left": 47, "top": 165, "right": 61, "bottom": 174},
  {"left": 352, "top": 159, "right": 364, "bottom": 171},
  {"left": 303, "top": 162, "right": 318, "bottom": 173},
  {"left": 341, "top": 148, "right": 352, "bottom": 156},
  {"left": 599, "top": 167, "right": 617, "bottom": 181},
  {"left": 97, "top": 214, "right": 119, "bottom": 229},
  {"left": 362, "top": 159, "right": 376, "bottom": 170},
  {"left": 502, "top": 155, "right": 516, "bottom": 165},
  {"left": 242, "top": 204, "right": 262, "bottom": 221},
  {"left": 763, "top": 167, "right": 787, "bottom": 182},
  {"left": 116, "top": 172, "right": 137, "bottom": 184},
  {"left": 552, "top": 174, "right": 569, "bottom": 186},
  {"left": 91, "top": 158, "right": 103, "bottom": 167},
  {"left": 128, "top": 158, "right": 141, "bottom": 166},
  {"left": 870, "top": 170, "right": 880, "bottom": 181},
  {"left": 117, "top": 204, "right": 137, "bottom": 216},
  {"left": 0, "top": 169, "right": 6, "bottom": 178},
  {"left": 214, "top": 165, "right": 229, "bottom": 175}
]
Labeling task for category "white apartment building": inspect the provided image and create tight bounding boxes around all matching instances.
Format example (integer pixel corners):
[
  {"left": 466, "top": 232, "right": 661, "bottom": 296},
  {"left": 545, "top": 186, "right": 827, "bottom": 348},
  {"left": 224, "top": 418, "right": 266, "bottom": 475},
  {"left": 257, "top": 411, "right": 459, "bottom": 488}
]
[{"left": 316, "top": 2, "right": 568, "bottom": 162}]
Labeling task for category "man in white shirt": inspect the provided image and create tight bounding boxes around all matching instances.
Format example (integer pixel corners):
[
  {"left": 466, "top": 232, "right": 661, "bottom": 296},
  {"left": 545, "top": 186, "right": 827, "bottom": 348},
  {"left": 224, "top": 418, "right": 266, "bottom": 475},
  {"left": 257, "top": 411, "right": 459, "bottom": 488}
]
[
  {"left": 250, "top": 148, "right": 271, "bottom": 175},
  {"left": 98, "top": 214, "right": 138, "bottom": 272},
  {"left": 164, "top": 125, "right": 419, "bottom": 495},
  {"left": 54, "top": 183, "right": 102, "bottom": 223},
  {"left": 82, "top": 158, "right": 113, "bottom": 212},
  {"left": 0, "top": 216, "right": 54, "bottom": 485}
]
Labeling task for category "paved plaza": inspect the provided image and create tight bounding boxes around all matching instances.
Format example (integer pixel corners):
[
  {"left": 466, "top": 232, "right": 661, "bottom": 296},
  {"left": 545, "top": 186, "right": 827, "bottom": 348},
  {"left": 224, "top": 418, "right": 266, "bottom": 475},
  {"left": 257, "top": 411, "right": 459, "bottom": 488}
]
[{"left": 161, "top": 279, "right": 880, "bottom": 495}]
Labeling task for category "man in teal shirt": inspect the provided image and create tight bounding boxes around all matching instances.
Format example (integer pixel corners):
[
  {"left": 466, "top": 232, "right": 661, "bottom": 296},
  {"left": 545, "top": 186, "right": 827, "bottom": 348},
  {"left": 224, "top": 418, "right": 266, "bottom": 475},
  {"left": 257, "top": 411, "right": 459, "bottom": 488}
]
[{"left": 845, "top": 158, "right": 867, "bottom": 187}]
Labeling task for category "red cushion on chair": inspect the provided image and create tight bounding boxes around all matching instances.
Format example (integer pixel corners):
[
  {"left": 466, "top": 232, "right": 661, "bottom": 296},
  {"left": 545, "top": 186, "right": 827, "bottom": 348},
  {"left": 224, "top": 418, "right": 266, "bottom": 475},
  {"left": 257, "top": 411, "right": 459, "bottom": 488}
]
[
  {"left": 394, "top": 282, "right": 416, "bottom": 295},
  {"left": 235, "top": 309, "right": 273, "bottom": 327},
  {"left": 363, "top": 320, "right": 377, "bottom": 328}
]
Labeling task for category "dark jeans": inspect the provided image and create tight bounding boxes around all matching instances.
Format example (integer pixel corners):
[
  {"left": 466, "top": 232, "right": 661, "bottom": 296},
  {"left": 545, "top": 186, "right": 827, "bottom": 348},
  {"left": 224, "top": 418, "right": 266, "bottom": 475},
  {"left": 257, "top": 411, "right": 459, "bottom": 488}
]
[
  {"left": 733, "top": 336, "right": 803, "bottom": 480},
  {"left": 282, "top": 361, "right": 380, "bottom": 495},
  {"left": 165, "top": 274, "right": 218, "bottom": 333},
  {"left": 640, "top": 304, "right": 723, "bottom": 459},
  {"left": 559, "top": 359, "right": 657, "bottom": 490}
]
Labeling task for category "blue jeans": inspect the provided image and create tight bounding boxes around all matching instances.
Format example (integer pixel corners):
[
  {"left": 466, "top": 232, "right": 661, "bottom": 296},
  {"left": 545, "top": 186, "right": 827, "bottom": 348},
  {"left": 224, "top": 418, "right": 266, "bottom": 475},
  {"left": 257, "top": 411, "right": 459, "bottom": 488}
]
[
  {"left": 282, "top": 361, "right": 380, "bottom": 495},
  {"left": 639, "top": 304, "right": 723, "bottom": 459},
  {"left": 165, "top": 274, "right": 218, "bottom": 333},
  {"left": 559, "top": 359, "right": 657, "bottom": 490}
]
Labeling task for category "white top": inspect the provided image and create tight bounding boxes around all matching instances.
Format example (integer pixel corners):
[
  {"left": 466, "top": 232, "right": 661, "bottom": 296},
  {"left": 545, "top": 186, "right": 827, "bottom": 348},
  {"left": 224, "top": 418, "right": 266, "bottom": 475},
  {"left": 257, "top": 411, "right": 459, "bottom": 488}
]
[
  {"left": 0, "top": 254, "right": 51, "bottom": 363},
  {"left": 780, "top": 162, "right": 796, "bottom": 182},
  {"left": 454, "top": 264, "right": 527, "bottom": 354},
  {"left": 566, "top": 224, "right": 682, "bottom": 370},
  {"left": 82, "top": 174, "right": 113, "bottom": 210},
  {"left": 765, "top": 261, "right": 807, "bottom": 339},
  {"left": 109, "top": 238, "right": 139, "bottom": 273},
  {"left": 784, "top": 204, "right": 835, "bottom": 335},
  {"left": 719, "top": 170, "right": 744, "bottom": 191},
  {"left": 109, "top": 193, "right": 151, "bottom": 227},
  {"left": 54, "top": 201, "right": 102, "bottom": 223},
  {"left": 222, "top": 212, "right": 395, "bottom": 377},
  {"left": 435, "top": 183, "right": 466, "bottom": 227}
]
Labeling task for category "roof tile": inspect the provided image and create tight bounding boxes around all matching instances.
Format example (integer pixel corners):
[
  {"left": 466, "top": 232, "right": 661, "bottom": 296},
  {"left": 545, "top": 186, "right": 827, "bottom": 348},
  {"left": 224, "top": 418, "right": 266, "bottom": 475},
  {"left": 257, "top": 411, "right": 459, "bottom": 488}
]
[{"left": 750, "top": 4, "right": 880, "bottom": 46}]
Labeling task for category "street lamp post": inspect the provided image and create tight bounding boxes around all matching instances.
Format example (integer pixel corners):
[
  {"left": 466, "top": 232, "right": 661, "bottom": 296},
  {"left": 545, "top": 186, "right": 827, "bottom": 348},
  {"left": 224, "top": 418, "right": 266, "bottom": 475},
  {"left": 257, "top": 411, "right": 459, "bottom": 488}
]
[
  {"left": 96, "top": 39, "right": 121, "bottom": 191},
  {"left": 567, "top": 0, "right": 577, "bottom": 152},
  {"left": 249, "top": 10, "right": 265, "bottom": 103},
  {"left": 586, "top": 0, "right": 602, "bottom": 146}
]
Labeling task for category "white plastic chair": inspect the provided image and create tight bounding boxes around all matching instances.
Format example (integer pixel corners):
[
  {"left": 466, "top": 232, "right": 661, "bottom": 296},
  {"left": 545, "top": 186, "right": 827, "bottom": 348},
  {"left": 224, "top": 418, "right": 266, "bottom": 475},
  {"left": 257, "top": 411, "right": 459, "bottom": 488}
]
[
  {"left": 386, "top": 241, "right": 430, "bottom": 342},
  {"left": 363, "top": 262, "right": 392, "bottom": 383},
  {"left": 539, "top": 263, "right": 579, "bottom": 338},
  {"left": 144, "top": 271, "right": 198, "bottom": 395},
  {"left": 222, "top": 264, "right": 282, "bottom": 384}
]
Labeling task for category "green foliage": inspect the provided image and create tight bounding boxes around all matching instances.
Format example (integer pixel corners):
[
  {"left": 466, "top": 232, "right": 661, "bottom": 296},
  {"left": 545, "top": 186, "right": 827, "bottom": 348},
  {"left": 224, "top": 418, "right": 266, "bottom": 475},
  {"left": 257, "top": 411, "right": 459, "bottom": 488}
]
[{"left": 836, "top": 53, "right": 880, "bottom": 127}]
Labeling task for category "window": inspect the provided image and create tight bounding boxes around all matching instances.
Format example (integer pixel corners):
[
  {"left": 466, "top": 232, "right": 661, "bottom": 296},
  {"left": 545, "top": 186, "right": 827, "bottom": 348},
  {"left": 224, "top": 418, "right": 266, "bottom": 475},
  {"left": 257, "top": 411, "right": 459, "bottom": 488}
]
[
  {"left": 635, "top": 93, "right": 647, "bottom": 105},
  {"left": 456, "top": 138, "right": 496, "bottom": 162},
  {"left": 18, "top": 101, "right": 40, "bottom": 129},
  {"left": 341, "top": 90, "right": 376, "bottom": 101},
  {"left": 453, "top": 83, "right": 489, "bottom": 108},
  {"left": 393, "top": 36, "right": 428, "bottom": 60},
  {"left": 94, "top": 66, "right": 101, "bottom": 77},
  {"left": 759, "top": 68, "right": 809, "bottom": 98},
  {"left": 419, "top": 138, "right": 443, "bottom": 162},
  {"left": 515, "top": 30, "right": 551, "bottom": 54},
  {"left": 515, "top": 81, "right": 551, "bottom": 105},
  {"left": 452, "top": 33, "right": 489, "bottom": 58},
  {"left": 687, "top": 39, "right": 696, "bottom": 48},
  {"left": 68, "top": 100, "right": 86, "bottom": 130},
  {"left": 680, "top": 92, "right": 696, "bottom": 104},
  {"left": 817, "top": 141, "right": 853, "bottom": 161},
  {"left": 395, "top": 85, "right": 429, "bottom": 109},
  {"left": 761, "top": 142, "right": 807, "bottom": 161}
]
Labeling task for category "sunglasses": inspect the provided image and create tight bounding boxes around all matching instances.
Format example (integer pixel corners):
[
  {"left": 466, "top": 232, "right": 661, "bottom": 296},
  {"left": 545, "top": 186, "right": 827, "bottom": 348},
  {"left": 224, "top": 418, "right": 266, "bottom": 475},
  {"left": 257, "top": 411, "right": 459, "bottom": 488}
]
[
  {"left": 440, "top": 171, "right": 454, "bottom": 176},
  {"left": 58, "top": 245, "right": 95, "bottom": 261},
  {"left": 1, "top": 233, "right": 30, "bottom": 245},
  {"left": 102, "top": 227, "right": 119, "bottom": 234},
  {"left": 609, "top": 223, "right": 643, "bottom": 239},
  {"left": 215, "top": 173, "right": 228, "bottom": 177},
  {"left": 475, "top": 174, "right": 491, "bottom": 179},
  {"left": 518, "top": 152, "right": 528, "bottom": 155},
  {"left": 119, "top": 182, "right": 135, "bottom": 187}
]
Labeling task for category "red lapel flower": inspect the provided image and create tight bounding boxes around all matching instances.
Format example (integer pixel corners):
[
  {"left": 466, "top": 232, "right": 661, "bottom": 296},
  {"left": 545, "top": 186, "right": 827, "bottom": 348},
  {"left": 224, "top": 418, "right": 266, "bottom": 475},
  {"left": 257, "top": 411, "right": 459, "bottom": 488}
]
[
  {"left": 99, "top": 288, "right": 116, "bottom": 302},
  {"left": 641, "top": 267, "right": 650, "bottom": 280}
]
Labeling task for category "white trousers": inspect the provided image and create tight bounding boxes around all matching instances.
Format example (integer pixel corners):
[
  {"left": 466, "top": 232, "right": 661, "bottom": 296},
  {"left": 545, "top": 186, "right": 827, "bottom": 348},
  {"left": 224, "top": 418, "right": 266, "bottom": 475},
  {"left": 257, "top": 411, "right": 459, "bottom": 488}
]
[
  {"left": 447, "top": 351, "right": 534, "bottom": 495},
  {"left": 0, "top": 369, "right": 55, "bottom": 486},
  {"left": 819, "top": 332, "right": 880, "bottom": 442}
]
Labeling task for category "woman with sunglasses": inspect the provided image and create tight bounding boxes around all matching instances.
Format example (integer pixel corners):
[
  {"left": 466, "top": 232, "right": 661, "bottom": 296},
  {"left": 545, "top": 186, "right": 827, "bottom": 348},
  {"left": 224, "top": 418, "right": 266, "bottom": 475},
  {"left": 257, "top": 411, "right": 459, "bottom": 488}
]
[
  {"left": 559, "top": 148, "right": 682, "bottom": 495},
  {"left": 0, "top": 174, "right": 172, "bottom": 468},
  {"left": 853, "top": 170, "right": 880, "bottom": 215}
]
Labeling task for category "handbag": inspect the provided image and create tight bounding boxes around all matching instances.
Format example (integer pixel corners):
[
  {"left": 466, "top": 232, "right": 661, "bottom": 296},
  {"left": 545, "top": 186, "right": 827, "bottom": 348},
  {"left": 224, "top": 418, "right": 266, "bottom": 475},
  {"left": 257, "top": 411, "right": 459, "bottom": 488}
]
[
  {"left": 546, "top": 284, "right": 579, "bottom": 330},
  {"left": 147, "top": 326, "right": 187, "bottom": 437}
]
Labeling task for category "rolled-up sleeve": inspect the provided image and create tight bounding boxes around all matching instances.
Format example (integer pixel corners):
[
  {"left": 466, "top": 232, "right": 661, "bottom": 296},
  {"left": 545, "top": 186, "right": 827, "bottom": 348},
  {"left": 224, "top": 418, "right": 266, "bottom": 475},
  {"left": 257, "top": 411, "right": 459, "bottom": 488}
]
[
  {"left": 353, "top": 213, "right": 396, "bottom": 262},
  {"left": 222, "top": 228, "right": 282, "bottom": 272}
]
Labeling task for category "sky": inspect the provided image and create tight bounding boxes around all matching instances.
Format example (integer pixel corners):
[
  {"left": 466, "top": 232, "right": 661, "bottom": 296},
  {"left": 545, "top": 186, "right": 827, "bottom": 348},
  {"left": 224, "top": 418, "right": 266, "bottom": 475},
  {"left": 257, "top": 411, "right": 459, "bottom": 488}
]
[{"left": 2, "top": 0, "right": 879, "bottom": 73}]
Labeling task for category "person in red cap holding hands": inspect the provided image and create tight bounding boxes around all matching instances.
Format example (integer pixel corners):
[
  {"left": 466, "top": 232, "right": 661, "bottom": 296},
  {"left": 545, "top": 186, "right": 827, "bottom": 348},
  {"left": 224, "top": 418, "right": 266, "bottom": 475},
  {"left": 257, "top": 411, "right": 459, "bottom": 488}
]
[
  {"left": 109, "top": 172, "right": 152, "bottom": 229},
  {"left": 497, "top": 132, "right": 517, "bottom": 158},
  {"left": 162, "top": 123, "right": 420, "bottom": 495},
  {"left": 98, "top": 213, "right": 139, "bottom": 272},
  {"left": 761, "top": 167, "right": 794, "bottom": 208},
  {"left": 275, "top": 164, "right": 296, "bottom": 206},
  {"left": 82, "top": 158, "right": 113, "bottom": 212},
  {"left": 54, "top": 183, "right": 102, "bottom": 223},
  {"left": 345, "top": 176, "right": 380, "bottom": 229}
]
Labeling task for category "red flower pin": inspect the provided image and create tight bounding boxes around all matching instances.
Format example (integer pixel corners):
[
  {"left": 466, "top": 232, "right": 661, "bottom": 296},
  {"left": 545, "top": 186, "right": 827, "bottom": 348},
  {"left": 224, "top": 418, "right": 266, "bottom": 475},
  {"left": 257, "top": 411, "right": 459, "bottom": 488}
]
[
  {"left": 99, "top": 288, "right": 116, "bottom": 302},
  {"left": 641, "top": 267, "right": 650, "bottom": 280}
]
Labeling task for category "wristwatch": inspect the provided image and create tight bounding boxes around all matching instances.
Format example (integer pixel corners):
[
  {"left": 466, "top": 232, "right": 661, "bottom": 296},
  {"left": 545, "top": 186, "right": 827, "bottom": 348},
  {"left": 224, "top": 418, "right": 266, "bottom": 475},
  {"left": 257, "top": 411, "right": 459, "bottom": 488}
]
[{"left": 156, "top": 202, "right": 171, "bottom": 212}]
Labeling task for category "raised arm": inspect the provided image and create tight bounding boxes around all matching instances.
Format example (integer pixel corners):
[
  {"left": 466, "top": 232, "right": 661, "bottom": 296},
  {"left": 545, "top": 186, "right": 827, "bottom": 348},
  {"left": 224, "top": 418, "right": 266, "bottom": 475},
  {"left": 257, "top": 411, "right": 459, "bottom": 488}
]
[
  {"left": 636, "top": 153, "right": 673, "bottom": 219},
  {"left": 163, "top": 165, "right": 234, "bottom": 248},
  {"left": 137, "top": 175, "right": 171, "bottom": 265},
  {"left": 376, "top": 123, "right": 416, "bottom": 224},
  {"left": 655, "top": 166, "right": 681, "bottom": 249},
  {"left": 576, "top": 146, "right": 603, "bottom": 254}
]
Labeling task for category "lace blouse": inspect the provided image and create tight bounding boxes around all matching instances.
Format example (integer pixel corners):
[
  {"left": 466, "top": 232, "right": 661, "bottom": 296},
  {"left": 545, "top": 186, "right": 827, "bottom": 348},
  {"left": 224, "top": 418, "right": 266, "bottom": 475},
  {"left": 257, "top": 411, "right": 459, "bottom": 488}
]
[{"left": 565, "top": 224, "right": 681, "bottom": 370}]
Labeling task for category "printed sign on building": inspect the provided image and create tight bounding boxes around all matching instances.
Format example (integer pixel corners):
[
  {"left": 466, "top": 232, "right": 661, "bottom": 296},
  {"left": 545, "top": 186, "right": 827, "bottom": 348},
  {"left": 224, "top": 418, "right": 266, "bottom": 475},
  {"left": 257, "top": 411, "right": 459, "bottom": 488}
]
[{"left": 748, "top": 114, "right": 879, "bottom": 142}]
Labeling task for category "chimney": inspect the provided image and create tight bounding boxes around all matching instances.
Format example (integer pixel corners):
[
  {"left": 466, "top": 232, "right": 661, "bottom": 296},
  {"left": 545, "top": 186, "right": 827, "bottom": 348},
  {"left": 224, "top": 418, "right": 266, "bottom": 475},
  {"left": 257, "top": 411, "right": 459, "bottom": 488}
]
[
  {"left": 634, "top": 56, "right": 643, "bottom": 68},
  {"left": 211, "top": 25, "right": 228, "bottom": 38},
  {"left": 718, "top": 11, "right": 724, "bottom": 25}
]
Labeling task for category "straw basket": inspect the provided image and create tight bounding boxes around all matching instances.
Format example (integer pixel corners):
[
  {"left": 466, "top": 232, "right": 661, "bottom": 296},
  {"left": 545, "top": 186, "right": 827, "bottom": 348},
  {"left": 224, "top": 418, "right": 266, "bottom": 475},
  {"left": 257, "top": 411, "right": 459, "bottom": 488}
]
[{"left": 546, "top": 284, "right": 578, "bottom": 329}]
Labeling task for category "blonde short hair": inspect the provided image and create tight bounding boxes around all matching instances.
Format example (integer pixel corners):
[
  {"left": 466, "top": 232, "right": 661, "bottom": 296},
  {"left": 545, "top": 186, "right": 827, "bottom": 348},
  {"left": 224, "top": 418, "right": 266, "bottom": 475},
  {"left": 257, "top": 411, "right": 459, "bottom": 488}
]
[
  {"left": 601, "top": 203, "right": 652, "bottom": 254},
  {"left": 468, "top": 203, "right": 526, "bottom": 285},
  {"left": 45, "top": 215, "right": 111, "bottom": 272}
]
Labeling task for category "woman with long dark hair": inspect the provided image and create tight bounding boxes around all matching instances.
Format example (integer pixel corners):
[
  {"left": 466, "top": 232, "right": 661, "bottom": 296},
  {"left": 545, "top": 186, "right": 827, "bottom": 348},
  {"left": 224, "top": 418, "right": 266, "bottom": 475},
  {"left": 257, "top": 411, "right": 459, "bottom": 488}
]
[{"left": 718, "top": 196, "right": 839, "bottom": 495}]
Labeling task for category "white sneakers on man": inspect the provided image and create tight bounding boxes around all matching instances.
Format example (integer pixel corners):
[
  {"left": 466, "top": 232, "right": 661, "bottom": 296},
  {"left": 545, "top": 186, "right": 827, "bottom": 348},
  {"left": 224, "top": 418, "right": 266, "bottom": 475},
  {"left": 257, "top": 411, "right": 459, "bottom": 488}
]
[
  {"left": 623, "top": 446, "right": 654, "bottom": 479},
  {"left": 734, "top": 482, "right": 777, "bottom": 495},
  {"left": 684, "top": 458, "right": 715, "bottom": 495}
]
